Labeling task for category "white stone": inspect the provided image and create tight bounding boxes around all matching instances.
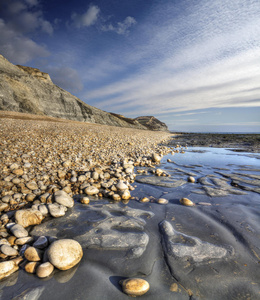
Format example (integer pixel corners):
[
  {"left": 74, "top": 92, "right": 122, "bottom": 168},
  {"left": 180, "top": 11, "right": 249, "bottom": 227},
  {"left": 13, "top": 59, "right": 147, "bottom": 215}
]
[
  {"left": 10, "top": 224, "right": 28, "bottom": 238},
  {"left": 54, "top": 190, "right": 74, "bottom": 208}
]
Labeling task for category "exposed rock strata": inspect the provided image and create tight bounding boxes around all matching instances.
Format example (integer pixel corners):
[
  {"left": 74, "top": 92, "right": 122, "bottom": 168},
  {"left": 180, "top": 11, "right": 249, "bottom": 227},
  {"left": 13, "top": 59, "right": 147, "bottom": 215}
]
[{"left": 0, "top": 55, "right": 168, "bottom": 131}]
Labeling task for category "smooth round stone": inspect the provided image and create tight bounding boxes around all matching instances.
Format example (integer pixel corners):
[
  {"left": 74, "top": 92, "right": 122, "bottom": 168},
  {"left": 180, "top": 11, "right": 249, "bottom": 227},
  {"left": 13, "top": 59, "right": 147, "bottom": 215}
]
[
  {"left": 2, "top": 196, "right": 11, "bottom": 203},
  {"left": 54, "top": 190, "right": 74, "bottom": 208},
  {"left": 26, "top": 181, "right": 38, "bottom": 190},
  {"left": 33, "top": 236, "right": 48, "bottom": 249},
  {"left": 188, "top": 176, "right": 196, "bottom": 183},
  {"left": 0, "top": 203, "right": 9, "bottom": 212},
  {"left": 36, "top": 262, "right": 54, "bottom": 278},
  {"left": 140, "top": 197, "right": 150, "bottom": 203},
  {"left": 48, "top": 204, "right": 66, "bottom": 218},
  {"left": 38, "top": 204, "right": 49, "bottom": 216},
  {"left": 152, "top": 153, "right": 162, "bottom": 162},
  {"left": 15, "top": 209, "right": 43, "bottom": 228},
  {"left": 47, "top": 239, "right": 83, "bottom": 270},
  {"left": 7, "top": 236, "right": 16, "bottom": 246},
  {"left": 125, "top": 167, "right": 133, "bottom": 174},
  {"left": 80, "top": 197, "right": 90, "bottom": 204},
  {"left": 116, "top": 181, "right": 128, "bottom": 191},
  {"left": 10, "top": 224, "right": 28, "bottom": 238},
  {"left": 180, "top": 198, "right": 195, "bottom": 206},
  {"left": 84, "top": 186, "right": 99, "bottom": 196},
  {"left": 15, "top": 236, "right": 34, "bottom": 246},
  {"left": 120, "top": 189, "right": 131, "bottom": 200},
  {"left": 112, "top": 194, "right": 121, "bottom": 201},
  {"left": 25, "top": 261, "right": 40, "bottom": 274},
  {"left": 24, "top": 247, "right": 43, "bottom": 262},
  {"left": 121, "top": 278, "right": 150, "bottom": 296},
  {"left": 1, "top": 244, "right": 18, "bottom": 256},
  {"left": 157, "top": 198, "right": 168, "bottom": 205}
]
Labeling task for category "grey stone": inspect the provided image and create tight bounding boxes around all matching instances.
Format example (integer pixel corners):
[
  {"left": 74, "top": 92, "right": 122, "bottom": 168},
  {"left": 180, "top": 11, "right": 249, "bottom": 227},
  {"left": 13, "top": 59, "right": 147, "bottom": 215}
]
[{"left": 10, "top": 224, "right": 28, "bottom": 238}]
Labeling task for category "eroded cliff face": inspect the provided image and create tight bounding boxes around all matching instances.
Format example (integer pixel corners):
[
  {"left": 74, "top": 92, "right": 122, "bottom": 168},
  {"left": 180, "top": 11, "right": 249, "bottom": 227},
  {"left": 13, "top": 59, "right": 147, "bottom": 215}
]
[
  {"left": 135, "top": 116, "right": 169, "bottom": 131},
  {"left": 0, "top": 55, "right": 168, "bottom": 131}
]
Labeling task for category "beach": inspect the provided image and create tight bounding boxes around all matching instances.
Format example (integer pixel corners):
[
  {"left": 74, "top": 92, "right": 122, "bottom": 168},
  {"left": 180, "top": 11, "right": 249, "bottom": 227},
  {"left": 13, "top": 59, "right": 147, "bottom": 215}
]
[{"left": 0, "top": 112, "right": 260, "bottom": 299}]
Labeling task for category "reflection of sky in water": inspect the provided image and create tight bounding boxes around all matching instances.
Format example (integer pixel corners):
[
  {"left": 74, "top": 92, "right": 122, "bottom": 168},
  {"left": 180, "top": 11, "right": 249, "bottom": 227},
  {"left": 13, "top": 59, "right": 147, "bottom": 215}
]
[{"left": 163, "top": 147, "right": 260, "bottom": 169}]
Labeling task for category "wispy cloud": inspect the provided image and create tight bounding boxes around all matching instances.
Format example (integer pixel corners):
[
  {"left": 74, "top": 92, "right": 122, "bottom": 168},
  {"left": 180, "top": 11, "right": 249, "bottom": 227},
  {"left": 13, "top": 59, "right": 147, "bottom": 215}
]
[
  {"left": 71, "top": 5, "right": 100, "bottom": 28},
  {"left": 100, "top": 16, "right": 137, "bottom": 35},
  {"left": 0, "top": 0, "right": 52, "bottom": 64},
  {"left": 84, "top": 0, "right": 260, "bottom": 121}
]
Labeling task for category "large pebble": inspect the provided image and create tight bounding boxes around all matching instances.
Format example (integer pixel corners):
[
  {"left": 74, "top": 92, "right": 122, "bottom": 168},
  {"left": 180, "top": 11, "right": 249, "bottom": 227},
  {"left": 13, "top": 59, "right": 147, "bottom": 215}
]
[
  {"left": 48, "top": 204, "right": 66, "bottom": 218},
  {"left": 33, "top": 236, "right": 48, "bottom": 249},
  {"left": 10, "top": 224, "right": 28, "bottom": 238},
  {"left": 152, "top": 153, "right": 162, "bottom": 162},
  {"left": 54, "top": 190, "right": 74, "bottom": 208},
  {"left": 121, "top": 278, "right": 150, "bottom": 296},
  {"left": 15, "top": 236, "right": 33, "bottom": 246},
  {"left": 116, "top": 180, "right": 128, "bottom": 191},
  {"left": 36, "top": 262, "right": 54, "bottom": 278},
  {"left": 15, "top": 209, "right": 43, "bottom": 228},
  {"left": 0, "top": 244, "right": 18, "bottom": 256},
  {"left": 25, "top": 261, "right": 40, "bottom": 274},
  {"left": 84, "top": 186, "right": 99, "bottom": 196},
  {"left": 180, "top": 198, "right": 195, "bottom": 206},
  {"left": 24, "top": 247, "right": 43, "bottom": 262},
  {"left": 47, "top": 239, "right": 83, "bottom": 270}
]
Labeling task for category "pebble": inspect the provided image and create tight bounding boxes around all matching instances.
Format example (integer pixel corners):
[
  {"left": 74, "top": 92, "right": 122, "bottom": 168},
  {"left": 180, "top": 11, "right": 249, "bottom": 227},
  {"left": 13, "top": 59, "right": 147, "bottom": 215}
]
[
  {"left": 120, "top": 189, "right": 131, "bottom": 200},
  {"left": 152, "top": 153, "right": 162, "bottom": 162},
  {"left": 188, "top": 176, "right": 196, "bottom": 183},
  {"left": 84, "top": 186, "right": 99, "bottom": 196},
  {"left": 47, "top": 239, "right": 83, "bottom": 270},
  {"left": 10, "top": 224, "right": 29, "bottom": 238},
  {"left": 180, "top": 198, "right": 195, "bottom": 206},
  {"left": 33, "top": 236, "right": 49, "bottom": 249},
  {"left": 157, "top": 198, "right": 168, "bottom": 205},
  {"left": 54, "top": 190, "right": 74, "bottom": 208},
  {"left": 15, "top": 236, "right": 34, "bottom": 246},
  {"left": 116, "top": 180, "right": 128, "bottom": 191},
  {"left": 121, "top": 278, "right": 150, "bottom": 296},
  {"left": 36, "top": 262, "right": 54, "bottom": 278},
  {"left": 25, "top": 261, "right": 40, "bottom": 274},
  {"left": 81, "top": 197, "right": 90, "bottom": 204},
  {"left": 15, "top": 209, "right": 44, "bottom": 227},
  {"left": 0, "top": 244, "right": 18, "bottom": 256},
  {"left": 140, "top": 197, "right": 150, "bottom": 203},
  {"left": 24, "top": 246, "right": 43, "bottom": 262},
  {"left": 48, "top": 203, "right": 66, "bottom": 218}
]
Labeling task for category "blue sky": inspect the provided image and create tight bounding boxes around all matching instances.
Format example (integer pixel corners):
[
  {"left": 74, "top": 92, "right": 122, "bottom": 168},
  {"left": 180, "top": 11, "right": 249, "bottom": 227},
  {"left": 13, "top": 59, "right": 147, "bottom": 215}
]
[{"left": 0, "top": 0, "right": 260, "bottom": 132}]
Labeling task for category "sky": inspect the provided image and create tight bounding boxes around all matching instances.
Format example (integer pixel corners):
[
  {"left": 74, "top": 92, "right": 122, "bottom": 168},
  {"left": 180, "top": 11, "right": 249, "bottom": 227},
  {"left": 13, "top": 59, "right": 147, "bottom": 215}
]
[{"left": 0, "top": 0, "right": 260, "bottom": 132}]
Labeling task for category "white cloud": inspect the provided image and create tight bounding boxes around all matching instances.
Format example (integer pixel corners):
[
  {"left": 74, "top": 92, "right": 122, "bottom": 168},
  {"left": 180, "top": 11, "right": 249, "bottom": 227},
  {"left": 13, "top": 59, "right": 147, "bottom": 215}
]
[
  {"left": 101, "top": 16, "right": 137, "bottom": 35},
  {"left": 0, "top": 0, "right": 53, "bottom": 63},
  {"left": 71, "top": 5, "right": 100, "bottom": 28},
  {"left": 84, "top": 0, "right": 260, "bottom": 120}
]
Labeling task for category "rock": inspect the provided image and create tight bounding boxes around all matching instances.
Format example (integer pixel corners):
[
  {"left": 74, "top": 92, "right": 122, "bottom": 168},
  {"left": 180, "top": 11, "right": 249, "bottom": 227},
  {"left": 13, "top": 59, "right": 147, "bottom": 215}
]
[
  {"left": 38, "top": 204, "right": 49, "bottom": 216},
  {"left": 24, "top": 247, "right": 43, "bottom": 262},
  {"left": 15, "top": 236, "right": 33, "bottom": 245},
  {"left": 47, "top": 239, "right": 83, "bottom": 270},
  {"left": 25, "top": 261, "right": 40, "bottom": 274},
  {"left": 10, "top": 224, "right": 28, "bottom": 238},
  {"left": 1, "top": 244, "right": 18, "bottom": 256},
  {"left": 84, "top": 186, "right": 99, "bottom": 196},
  {"left": 80, "top": 197, "right": 90, "bottom": 204},
  {"left": 120, "top": 189, "right": 131, "bottom": 200},
  {"left": 188, "top": 176, "right": 196, "bottom": 183},
  {"left": 121, "top": 278, "right": 150, "bottom": 296},
  {"left": 112, "top": 194, "right": 121, "bottom": 201},
  {"left": 36, "top": 262, "right": 54, "bottom": 278},
  {"left": 48, "top": 204, "right": 66, "bottom": 218},
  {"left": 116, "top": 180, "right": 128, "bottom": 191},
  {"left": 54, "top": 190, "right": 74, "bottom": 208},
  {"left": 180, "top": 198, "right": 195, "bottom": 206},
  {"left": 26, "top": 181, "right": 38, "bottom": 190},
  {"left": 157, "top": 198, "right": 168, "bottom": 205},
  {"left": 33, "top": 236, "right": 48, "bottom": 249},
  {"left": 152, "top": 153, "right": 162, "bottom": 162},
  {"left": 0, "top": 202, "right": 9, "bottom": 212},
  {"left": 15, "top": 209, "right": 43, "bottom": 227},
  {"left": 7, "top": 236, "right": 16, "bottom": 246},
  {"left": 140, "top": 197, "right": 150, "bottom": 203},
  {"left": 0, "top": 257, "right": 22, "bottom": 280}
]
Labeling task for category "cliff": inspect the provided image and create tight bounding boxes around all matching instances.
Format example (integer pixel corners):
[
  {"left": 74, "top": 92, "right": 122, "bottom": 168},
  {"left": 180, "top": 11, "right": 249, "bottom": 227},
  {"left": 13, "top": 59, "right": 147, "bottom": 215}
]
[
  {"left": 135, "top": 116, "right": 169, "bottom": 131},
  {"left": 0, "top": 55, "right": 168, "bottom": 131}
]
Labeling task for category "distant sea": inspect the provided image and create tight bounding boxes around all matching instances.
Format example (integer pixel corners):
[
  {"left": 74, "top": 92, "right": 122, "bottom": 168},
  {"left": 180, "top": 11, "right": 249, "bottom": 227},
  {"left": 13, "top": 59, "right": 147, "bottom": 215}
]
[{"left": 170, "top": 131, "right": 260, "bottom": 134}]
